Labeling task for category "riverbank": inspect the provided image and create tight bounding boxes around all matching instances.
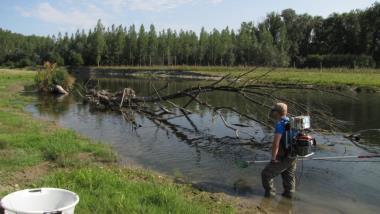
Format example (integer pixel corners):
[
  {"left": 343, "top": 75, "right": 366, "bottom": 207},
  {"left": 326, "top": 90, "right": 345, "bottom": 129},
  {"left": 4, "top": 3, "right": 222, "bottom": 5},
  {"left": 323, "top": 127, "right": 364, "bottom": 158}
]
[
  {"left": 0, "top": 69, "right": 238, "bottom": 213},
  {"left": 80, "top": 66, "right": 380, "bottom": 91}
]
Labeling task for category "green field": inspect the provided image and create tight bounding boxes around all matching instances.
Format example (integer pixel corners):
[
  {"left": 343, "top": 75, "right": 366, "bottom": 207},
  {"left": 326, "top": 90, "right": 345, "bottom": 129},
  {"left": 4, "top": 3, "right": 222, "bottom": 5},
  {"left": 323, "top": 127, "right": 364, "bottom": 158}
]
[
  {"left": 93, "top": 66, "right": 380, "bottom": 88},
  {"left": 210, "top": 68, "right": 380, "bottom": 88},
  {"left": 0, "top": 69, "right": 234, "bottom": 213}
]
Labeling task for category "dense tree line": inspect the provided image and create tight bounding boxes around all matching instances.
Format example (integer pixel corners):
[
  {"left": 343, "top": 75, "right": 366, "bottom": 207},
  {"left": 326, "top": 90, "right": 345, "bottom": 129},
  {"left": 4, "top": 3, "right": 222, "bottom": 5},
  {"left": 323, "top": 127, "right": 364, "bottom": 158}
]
[{"left": 1, "top": 3, "right": 380, "bottom": 68}]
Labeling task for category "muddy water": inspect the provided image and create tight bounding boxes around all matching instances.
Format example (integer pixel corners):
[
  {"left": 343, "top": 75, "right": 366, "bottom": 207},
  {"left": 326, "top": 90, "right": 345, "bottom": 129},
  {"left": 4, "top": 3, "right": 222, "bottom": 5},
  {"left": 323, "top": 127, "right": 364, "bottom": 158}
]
[{"left": 26, "top": 77, "right": 380, "bottom": 214}]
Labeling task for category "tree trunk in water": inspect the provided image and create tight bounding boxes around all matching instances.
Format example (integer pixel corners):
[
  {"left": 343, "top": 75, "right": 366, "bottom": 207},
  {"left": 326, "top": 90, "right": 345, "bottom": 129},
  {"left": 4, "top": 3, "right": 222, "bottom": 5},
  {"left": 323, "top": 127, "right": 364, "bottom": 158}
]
[{"left": 55, "top": 85, "right": 68, "bottom": 95}]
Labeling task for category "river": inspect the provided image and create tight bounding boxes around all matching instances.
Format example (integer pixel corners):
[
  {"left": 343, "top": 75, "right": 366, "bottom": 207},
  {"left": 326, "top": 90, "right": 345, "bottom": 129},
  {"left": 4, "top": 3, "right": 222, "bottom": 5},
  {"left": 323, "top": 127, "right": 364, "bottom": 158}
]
[{"left": 26, "top": 75, "right": 380, "bottom": 214}]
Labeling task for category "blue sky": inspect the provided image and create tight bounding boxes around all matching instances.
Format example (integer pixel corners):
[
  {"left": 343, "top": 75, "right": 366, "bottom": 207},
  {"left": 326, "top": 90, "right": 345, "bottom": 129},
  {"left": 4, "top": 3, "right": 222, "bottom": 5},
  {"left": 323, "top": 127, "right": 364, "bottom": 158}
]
[{"left": 0, "top": 0, "right": 378, "bottom": 36}]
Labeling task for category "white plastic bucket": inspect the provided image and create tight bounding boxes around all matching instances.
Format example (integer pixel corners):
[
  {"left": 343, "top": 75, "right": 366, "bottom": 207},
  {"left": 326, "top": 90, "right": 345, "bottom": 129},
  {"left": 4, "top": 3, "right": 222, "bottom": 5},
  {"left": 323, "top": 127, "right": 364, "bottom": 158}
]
[{"left": 1, "top": 188, "right": 79, "bottom": 214}]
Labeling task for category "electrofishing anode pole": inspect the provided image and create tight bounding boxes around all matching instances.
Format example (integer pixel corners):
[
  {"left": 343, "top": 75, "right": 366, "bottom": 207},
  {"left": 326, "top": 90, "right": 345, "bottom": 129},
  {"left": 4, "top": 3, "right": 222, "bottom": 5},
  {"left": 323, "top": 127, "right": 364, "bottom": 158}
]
[{"left": 245, "top": 154, "right": 380, "bottom": 164}]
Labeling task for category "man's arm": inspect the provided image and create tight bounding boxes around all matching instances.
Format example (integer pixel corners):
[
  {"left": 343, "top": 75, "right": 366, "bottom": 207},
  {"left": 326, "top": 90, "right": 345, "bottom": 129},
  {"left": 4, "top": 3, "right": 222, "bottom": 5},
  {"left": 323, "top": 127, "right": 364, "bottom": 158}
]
[{"left": 271, "top": 133, "right": 282, "bottom": 162}]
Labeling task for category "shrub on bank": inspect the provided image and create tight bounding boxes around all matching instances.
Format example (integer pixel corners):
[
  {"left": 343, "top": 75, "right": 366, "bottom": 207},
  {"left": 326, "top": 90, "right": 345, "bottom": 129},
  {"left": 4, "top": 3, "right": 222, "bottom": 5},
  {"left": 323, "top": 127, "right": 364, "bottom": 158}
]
[{"left": 35, "top": 62, "right": 75, "bottom": 93}]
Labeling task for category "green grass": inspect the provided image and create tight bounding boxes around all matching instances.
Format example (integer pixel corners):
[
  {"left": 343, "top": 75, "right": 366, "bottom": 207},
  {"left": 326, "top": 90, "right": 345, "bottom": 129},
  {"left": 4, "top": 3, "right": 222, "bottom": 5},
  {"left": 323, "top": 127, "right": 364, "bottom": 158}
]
[
  {"left": 38, "top": 168, "right": 232, "bottom": 214},
  {"left": 223, "top": 68, "right": 380, "bottom": 87},
  {"left": 0, "top": 69, "right": 234, "bottom": 213},
  {"left": 93, "top": 66, "right": 380, "bottom": 87}
]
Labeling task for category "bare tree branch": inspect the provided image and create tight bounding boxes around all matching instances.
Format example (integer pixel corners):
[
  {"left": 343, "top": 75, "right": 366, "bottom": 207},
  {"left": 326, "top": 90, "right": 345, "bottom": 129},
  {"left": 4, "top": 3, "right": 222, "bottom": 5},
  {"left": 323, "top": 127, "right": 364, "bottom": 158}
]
[{"left": 81, "top": 68, "right": 348, "bottom": 144}]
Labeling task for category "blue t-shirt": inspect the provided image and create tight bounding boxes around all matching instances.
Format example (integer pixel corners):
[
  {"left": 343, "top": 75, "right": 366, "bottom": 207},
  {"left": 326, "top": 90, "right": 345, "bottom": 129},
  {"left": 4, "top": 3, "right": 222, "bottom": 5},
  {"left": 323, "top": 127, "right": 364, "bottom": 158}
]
[
  {"left": 275, "top": 116, "right": 289, "bottom": 134},
  {"left": 275, "top": 116, "right": 290, "bottom": 149}
]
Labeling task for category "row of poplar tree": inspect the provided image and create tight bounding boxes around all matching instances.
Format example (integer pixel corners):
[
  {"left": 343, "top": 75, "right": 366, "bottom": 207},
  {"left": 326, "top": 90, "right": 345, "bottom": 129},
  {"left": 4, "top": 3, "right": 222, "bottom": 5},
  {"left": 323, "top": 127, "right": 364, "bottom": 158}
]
[{"left": 1, "top": 4, "right": 380, "bottom": 68}]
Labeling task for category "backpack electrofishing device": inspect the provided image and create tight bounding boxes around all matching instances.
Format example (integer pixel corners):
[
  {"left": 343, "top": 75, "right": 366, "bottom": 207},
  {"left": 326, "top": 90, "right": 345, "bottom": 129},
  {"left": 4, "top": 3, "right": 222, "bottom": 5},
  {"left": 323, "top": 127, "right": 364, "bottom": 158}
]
[{"left": 285, "top": 116, "right": 316, "bottom": 157}]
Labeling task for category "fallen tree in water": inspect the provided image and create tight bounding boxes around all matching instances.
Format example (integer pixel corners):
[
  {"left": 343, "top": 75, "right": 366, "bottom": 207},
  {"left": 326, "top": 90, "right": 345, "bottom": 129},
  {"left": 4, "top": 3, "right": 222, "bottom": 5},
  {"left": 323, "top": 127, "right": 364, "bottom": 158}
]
[{"left": 78, "top": 68, "right": 345, "bottom": 145}]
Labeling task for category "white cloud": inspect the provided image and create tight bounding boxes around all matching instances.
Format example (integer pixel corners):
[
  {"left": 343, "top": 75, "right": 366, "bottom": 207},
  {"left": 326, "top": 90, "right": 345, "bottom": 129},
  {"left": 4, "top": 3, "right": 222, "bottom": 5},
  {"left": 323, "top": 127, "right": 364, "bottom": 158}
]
[
  {"left": 102, "top": 0, "right": 223, "bottom": 11},
  {"left": 102, "top": 0, "right": 128, "bottom": 12},
  {"left": 126, "top": 0, "right": 192, "bottom": 11},
  {"left": 15, "top": 0, "right": 224, "bottom": 33},
  {"left": 16, "top": 2, "right": 107, "bottom": 30},
  {"left": 209, "top": 0, "right": 223, "bottom": 4}
]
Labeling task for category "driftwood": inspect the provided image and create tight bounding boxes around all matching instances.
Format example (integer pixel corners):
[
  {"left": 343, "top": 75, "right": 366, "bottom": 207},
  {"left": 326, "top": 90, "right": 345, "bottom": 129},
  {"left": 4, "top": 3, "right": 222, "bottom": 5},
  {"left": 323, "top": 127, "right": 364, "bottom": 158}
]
[
  {"left": 78, "top": 68, "right": 345, "bottom": 145},
  {"left": 54, "top": 85, "right": 69, "bottom": 95}
]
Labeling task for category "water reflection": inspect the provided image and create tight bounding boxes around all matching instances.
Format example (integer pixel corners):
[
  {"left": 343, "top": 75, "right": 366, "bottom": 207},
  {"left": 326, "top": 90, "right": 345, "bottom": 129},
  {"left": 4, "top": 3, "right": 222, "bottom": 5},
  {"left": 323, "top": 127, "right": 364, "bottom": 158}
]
[{"left": 34, "top": 94, "right": 75, "bottom": 119}]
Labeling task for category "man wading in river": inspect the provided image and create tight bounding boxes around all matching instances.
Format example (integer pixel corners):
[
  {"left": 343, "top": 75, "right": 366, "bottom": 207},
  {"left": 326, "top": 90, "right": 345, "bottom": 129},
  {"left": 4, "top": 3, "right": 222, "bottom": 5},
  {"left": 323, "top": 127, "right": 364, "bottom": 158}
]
[{"left": 262, "top": 103, "right": 296, "bottom": 199}]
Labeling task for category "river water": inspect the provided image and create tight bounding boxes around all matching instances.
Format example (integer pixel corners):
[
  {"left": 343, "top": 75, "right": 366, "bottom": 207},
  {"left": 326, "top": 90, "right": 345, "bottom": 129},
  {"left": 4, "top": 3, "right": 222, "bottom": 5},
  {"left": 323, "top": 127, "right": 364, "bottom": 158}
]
[{"left": 26, "top": 76, "right": 380, "bottom": 213}]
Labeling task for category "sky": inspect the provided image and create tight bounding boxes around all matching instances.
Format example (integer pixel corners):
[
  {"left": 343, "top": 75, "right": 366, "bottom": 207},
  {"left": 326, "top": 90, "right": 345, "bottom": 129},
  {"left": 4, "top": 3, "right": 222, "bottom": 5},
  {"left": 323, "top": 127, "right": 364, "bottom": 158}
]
[{"left": 0, "top": 0, "right": 378, "bottom": 36}]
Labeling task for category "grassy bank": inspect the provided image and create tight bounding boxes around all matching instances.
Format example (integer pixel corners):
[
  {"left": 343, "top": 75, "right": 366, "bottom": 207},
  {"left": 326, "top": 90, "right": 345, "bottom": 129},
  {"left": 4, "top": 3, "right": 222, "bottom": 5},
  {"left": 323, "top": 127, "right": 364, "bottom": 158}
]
[
  {"left": 94, "top": 66, "right": 380, "bottom": 88},
  {"left": 0, "top": 69, "right": 234, "bottom": 213}
]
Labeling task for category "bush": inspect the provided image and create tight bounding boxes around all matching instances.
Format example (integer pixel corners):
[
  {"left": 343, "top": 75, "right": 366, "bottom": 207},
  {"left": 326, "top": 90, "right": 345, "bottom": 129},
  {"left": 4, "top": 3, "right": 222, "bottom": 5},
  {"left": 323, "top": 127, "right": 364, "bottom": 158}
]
[
  {"left": 300, "top": 54, "right": 375, "bottom": 68},
  {"left": 51, "top": 69, "right": 67, "bottom": 85},
  {"left": 35, "top": 62, "right": 75, "bottom": 92}
]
